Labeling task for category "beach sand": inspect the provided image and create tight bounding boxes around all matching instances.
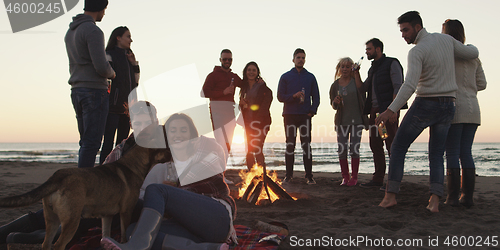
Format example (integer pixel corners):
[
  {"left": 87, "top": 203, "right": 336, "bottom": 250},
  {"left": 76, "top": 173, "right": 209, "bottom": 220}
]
[{"left": 1, "top": 161, "right": 500, "bottom": 249}]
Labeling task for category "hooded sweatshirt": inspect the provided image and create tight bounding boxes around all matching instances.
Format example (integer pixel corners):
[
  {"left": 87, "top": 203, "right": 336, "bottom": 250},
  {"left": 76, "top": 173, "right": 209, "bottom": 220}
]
[
  {"left": 65, "top": 14, "right": 115, "bottom": 89},
  {"left": 201, "top": 66, "right": 242, "bottom": 102}
]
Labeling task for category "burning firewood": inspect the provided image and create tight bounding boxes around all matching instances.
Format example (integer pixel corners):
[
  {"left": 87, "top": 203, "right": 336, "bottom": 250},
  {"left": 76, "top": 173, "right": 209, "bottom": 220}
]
[{"left": 238, "top": 165, "right": 295, "bottom": 205}]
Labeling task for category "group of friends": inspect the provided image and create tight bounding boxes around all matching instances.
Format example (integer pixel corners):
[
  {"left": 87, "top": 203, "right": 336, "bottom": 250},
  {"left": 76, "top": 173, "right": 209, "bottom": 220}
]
[{"left": 0, "top": 0, "right": 487, "bottom": 249}]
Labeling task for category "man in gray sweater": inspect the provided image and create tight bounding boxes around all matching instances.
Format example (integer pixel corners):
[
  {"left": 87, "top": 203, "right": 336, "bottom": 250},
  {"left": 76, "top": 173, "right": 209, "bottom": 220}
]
[
  {"left": 65, "top": 0, "right": 115, "bottom": 168},
  {"left": 376, "top": 11, "right": 479, "bottom": 212}
]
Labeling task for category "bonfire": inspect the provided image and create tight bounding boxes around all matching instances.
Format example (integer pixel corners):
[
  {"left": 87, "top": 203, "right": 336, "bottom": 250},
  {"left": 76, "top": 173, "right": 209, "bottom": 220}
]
[{"left": 237, "top": 164, "right": 296, "bottom": 205}]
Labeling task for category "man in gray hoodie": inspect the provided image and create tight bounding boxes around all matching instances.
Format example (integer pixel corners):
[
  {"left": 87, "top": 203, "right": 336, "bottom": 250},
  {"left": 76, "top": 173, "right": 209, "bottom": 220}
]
[{"left": 65, "top": 0, "right": 115, "bottom": 168}]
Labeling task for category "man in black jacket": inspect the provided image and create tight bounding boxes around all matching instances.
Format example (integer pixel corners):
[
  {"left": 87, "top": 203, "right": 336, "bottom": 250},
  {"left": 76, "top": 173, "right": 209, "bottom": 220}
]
[{"left": 357, "top": 38, "right": 405, "bottom": 188}]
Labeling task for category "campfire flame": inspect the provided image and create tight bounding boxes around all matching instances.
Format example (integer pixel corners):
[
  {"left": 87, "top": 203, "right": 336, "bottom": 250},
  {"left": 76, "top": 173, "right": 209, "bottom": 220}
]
[{"left": 237, "top": 164, "right": 297, "bottom": 204}]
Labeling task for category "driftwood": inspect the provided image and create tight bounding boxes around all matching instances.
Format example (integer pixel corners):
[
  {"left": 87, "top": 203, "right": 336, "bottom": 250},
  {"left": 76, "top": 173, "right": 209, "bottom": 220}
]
[
  {"left": 254, "top": 220, "right": 289, "bottom": 236},
  {"left": 241, "top": 168, "right": 294, "bottom": 205},
  {"left": 241, "top": 177, "right": 258, "bottom": 202},
  {"left": 248, "top": 181, "right": 264, "bottom": 205},
  {"left": 264, "top": 174, "right": 294, "bottom": 200}
]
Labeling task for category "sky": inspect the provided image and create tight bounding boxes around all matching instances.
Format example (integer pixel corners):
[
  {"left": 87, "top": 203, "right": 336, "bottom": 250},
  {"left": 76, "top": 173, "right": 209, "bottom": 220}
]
[{"left": 0, "top": 0, "right": 498, "bottom": 143}]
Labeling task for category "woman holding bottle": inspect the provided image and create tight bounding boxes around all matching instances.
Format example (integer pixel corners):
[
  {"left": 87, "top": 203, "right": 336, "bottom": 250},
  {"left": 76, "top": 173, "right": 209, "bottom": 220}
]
[
  {"left": 100, "top": 26, "right": 140, "bottom": 164},
  {"left": 329, "top": 57, "right": 368, "bottom": 186},
  {"left": 442, "top": 19, "right": 487, "bottom": 208},
  {"left": 239, "top": 62, "right": 273, "bottom": 170}
]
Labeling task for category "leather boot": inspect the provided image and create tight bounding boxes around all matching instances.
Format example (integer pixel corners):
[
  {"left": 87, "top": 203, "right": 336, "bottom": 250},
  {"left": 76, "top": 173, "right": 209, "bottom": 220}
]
[
  {"left": 162, "top": 234, "right": 228, "bottom": 250},
  {"left": 460, "top": 168, "right": 475, "bottom": 208},
  {"left": 6, "top": 227, "right": 60, "bottom": 244},
  {"left": 339, "top": 159, "right": 350, "bottom": 186},
  {"left": 101, "top": 208, "right": 162, "bottom": 250},
  {"left": 444, "top": 168, "right": 461, "bottom": 206},
  {"left": 347, "top": 158, "right": 359, "bottom": 186},
  {"left": 0, "top": 212, "right": 41, "bottom": 244}
]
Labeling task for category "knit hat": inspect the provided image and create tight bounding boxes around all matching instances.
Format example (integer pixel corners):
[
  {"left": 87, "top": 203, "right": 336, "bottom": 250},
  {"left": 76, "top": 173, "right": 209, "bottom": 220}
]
[{"left": 84, "top": 0, "right": 108, "bottom": 12}]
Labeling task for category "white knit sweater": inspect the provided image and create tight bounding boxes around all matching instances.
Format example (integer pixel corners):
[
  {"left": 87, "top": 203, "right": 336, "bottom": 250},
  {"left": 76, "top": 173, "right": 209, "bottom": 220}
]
[
  {"left": 388, "top": 28, "right": 479, "bottom": 112},
  {"left": 452, "top": 58, "right": 487, "bottom": 124}
]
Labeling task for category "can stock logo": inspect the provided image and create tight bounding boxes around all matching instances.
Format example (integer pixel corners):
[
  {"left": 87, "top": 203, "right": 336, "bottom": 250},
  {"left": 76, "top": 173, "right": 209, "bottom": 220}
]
[{"left": 3, "top": 0, "right": 79, "bottom": 33}]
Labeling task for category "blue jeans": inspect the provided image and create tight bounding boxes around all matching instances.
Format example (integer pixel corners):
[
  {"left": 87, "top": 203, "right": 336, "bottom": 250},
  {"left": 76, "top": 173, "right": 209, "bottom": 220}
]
[
  {"left": 387, "top": 97, "right": 455, "bottom": 197},
  {"left": 140, "top": 184, "right": 230, "bottom": 249},
  {"left": 445, "top": 123, "right": 478, "bottom": 169},
  {"left": 100, "top": 113, "right": 130, "bottom": 165},
  {"left": 71, "top": 88, "right": 109, "bottom": 168}
]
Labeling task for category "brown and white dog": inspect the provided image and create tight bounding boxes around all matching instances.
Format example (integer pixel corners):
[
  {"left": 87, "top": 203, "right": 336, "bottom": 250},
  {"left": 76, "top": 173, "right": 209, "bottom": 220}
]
[{"left": 0, "top": 124, "right": 171, "bottom": 250}]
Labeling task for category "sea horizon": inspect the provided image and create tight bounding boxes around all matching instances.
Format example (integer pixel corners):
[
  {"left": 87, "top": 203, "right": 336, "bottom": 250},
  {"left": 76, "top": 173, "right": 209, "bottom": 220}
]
[{"left": 1, "top": 142, "right": 499, "bottom": 177}]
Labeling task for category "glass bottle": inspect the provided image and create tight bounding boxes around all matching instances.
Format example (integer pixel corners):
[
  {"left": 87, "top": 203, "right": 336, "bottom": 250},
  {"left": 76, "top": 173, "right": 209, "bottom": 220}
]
[
  {"left": 352, "top": 56, "right": 364, "bottom": 71},
  {"left": 376, "top": 113, "right": 388, "bottom": 140},
  {"left": 299, "top": 87, "right": 305, "bottom": 104}
]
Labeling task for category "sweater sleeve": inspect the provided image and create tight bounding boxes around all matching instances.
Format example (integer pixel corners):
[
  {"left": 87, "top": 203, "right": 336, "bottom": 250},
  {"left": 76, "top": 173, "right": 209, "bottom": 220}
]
[
  {"left": 329, "top": 81, "right": 340, "bottom": 110},
  {"left": 139, "top": 163, "right": 168, "bottom": 199},
  {"left": 475, "top": 59, "right": 487, "bottom": 91},
  {"left": 201, "top": 73, "right": 224, "bottom": 99},
  {"left": 87, "top": 29, "right": 115, "bottom": 78},
  {"left": 310, "top": 76, "right": 320, "bottom": 115},
  {"left": 256, "top": 86, "right": 273, "bottom": 119},
  {"left": 277, "top": 75, "right": 295, "bottom": 103},
  {"left": 388, "top": 48, "right": 422, "bottom": 112},
  {"left": 454, "top": 41, "right": 479, "bottom": 60}
]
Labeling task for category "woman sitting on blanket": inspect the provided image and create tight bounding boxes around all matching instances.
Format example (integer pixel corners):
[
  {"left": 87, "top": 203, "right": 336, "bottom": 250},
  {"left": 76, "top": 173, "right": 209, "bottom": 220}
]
[
  {"left": 101, "top": 113, "right": 237, "bottom": 250},
  {"left": 0, "top": 101, "right": 158, "bottom": 244}
]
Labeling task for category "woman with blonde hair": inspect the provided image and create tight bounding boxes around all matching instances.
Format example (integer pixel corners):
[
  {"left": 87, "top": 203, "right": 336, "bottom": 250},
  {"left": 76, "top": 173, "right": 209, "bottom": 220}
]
[{"left": 329, "top": 57, "right": 368, "bottom": 186}]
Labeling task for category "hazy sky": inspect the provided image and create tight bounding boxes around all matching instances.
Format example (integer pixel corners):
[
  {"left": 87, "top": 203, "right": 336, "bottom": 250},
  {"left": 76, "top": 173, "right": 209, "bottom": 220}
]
[{"left": 0, "top": 0, "right": 498, "bottom": 143}]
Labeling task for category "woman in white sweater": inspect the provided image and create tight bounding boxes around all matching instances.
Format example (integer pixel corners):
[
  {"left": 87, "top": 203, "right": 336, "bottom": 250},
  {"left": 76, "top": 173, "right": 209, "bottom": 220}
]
[{"left": 442, "top": 19, "right": 487, "bottom": 208}]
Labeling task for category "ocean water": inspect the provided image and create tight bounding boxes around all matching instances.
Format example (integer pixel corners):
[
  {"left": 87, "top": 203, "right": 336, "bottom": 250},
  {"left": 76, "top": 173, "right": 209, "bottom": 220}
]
[{"left": 1, "top": 142, "right": 499, "bottom": 177}]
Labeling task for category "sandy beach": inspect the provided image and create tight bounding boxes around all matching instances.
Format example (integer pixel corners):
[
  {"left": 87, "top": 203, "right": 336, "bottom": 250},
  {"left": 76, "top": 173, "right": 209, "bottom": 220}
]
[{"left": 1, "top": 160, "right": 500, "bottom": 249}]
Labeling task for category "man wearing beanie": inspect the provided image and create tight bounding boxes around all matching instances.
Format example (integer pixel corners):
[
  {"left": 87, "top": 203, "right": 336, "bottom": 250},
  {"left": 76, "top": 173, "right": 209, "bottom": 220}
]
[{"left": 65, "top": 0, "right": 115, "bottom": 168}]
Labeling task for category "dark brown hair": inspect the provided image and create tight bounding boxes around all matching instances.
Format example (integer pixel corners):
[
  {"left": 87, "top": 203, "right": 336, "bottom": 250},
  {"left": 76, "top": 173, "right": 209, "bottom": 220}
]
[
  {"left": 398, "top": 11, "right": 423, "bottom": 28},
  {"left": 240, "top": 61, "right": 262, "bottom": 98},
  {"left": 293, "top": 48, "right": 305, "bottom": 57},
  {"left": 366, "top": 38, "right": 384, "bottom": 53},
  {"left": 220, "top": 49, "right": 232, "bottom": 56},
  {"left": 106, "top": 26, "right": 129, "bottom": 51},
  {"left": 443, "top": 19, "right": 465, "bottom": 44},
  {"left": 164, "top": 113, "right": 199, "bottom": 140}
]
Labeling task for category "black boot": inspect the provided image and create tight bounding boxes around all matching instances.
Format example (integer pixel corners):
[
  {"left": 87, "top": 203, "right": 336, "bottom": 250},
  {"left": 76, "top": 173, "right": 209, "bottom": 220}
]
[
  {"left": 0, "top": 212, "right": 41, "bottom": 244},
  {"left": 444, "top": 168, "right": 461, "bottom": 206},
  {"left": 6, "top": 227, "right": 61, "bottom": 244},
  {"left": 460, "top": 168, "right": 475, "bottom": 208}
]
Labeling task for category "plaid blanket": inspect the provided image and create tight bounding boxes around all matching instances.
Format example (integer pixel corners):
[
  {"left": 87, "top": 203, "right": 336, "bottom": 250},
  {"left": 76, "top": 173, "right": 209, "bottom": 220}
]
[{"left": 67, "top": 225, "right": 285, "bottom": 250}]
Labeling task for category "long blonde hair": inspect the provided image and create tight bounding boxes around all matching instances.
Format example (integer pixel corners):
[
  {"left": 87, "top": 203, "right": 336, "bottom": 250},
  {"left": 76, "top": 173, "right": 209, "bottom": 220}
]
[{"left": 335, "top": 57, "right": 354, "bottom": 80}]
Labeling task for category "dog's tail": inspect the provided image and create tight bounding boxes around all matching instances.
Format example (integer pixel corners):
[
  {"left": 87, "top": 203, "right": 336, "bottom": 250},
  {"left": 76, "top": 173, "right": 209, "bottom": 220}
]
[{"left": 0, "top": 170, "right": 66, "bottom": 208}]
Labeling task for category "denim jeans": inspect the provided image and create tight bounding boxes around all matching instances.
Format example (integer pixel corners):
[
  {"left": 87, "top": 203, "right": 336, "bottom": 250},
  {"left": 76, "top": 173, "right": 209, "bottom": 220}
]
[
  {"left": 336, "top": 125, "right": 363, "bottom": 159},
  {"left": 284, "top": 114, "right": 313, "bottom": 178},
  {"left": 71, "top": 88, "right": 109, "bottom": 168},
  {"left": 387, "top": 97, "right": 455, "bottom": 197},
  {"left": 99, "top": 113, "right": 130, "bottom": 165},
  {"left": 445, "top": 123, "right": 478, "bottom": 169},
  {"left": 141, "top": 184, "right": 230, "bottom": 249}
]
